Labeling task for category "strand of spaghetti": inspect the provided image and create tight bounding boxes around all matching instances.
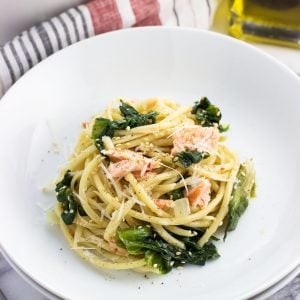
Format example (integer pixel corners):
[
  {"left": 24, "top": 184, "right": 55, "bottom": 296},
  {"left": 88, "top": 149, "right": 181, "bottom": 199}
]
[
  {"left": 144, "top": 150, "right": 174, "bottom": 164},
  {"left": 191, "top": 166, "right": 230, "bottom": 181},
  {"left": 198, "top": 158, "right": 240, "bottom": 247},
  {"left": 92, "top": 175, "right": 120, "bottom": 207},
  {"left": 158, "top": 162, "right": 188, "bottom": 194},
  {"left": 152, "top": 139, "right": 173, "bottom": 147},
  {"left": 75, "top": 215, "right": 108, "bottom": 229},
  {"left": 154, "top": 174, "right": 224, "bottom": 197},
  {"left": 125, "top": 215, "right": 141, "bottom": 227},
  {"left": 104, "top": 198, "right": 136, "bottom": 241},
  {"left": 162, "top": 174, "right": 181, "bottom": 185},
  {"left": 61, "top": 144, "right": 97, "bottom": 174},
  {"left": 153, "top": 176, "right": 197, "bottom": 198},
  {"left": 142, "top": 170, "right": 178, "bottom": 188},
  {"left": 56, "top": 204, "right": 145, "bottom": 269},
  {"left": 92, "top": 172, "right": 226, "bottom": 226},
  {"left": 125, "top": 173, "right": 170, "bottom": 217},
  {"left": 205, "top": 161, "right": 235, "bottom": 172},
  {"left": 113, "top": 132, "right": 149, "bottom": 145},
  {"left": 154, "top": 146, "right": 172, "bottom": 152},
  {"left": 115, "top": 118, "right": 182, "bottom": 135},
  {"left": 151, "top": 223, "right": 185, "bottom": 249},
  {"left": 105, "top": 203, "right": 116, "bottom": 216},
  {"left": 97, "top": 164, "right": 115, "bottom": 196},
  {"left": 76, "top": 248, "right": 146, "bottom": 269},
  {"left": 200, "top": 153, "right": 217, "bottom": 166},
  {"left": 73, "top": 130, "right": 93, "bottom": 155},
  {"left": 85, "top": 227, "right": 105, "bottom": 237},
  {"left": 128, "top": 182, "right": 225, "bottom": 225},
  {"left": 99, "top": 162, "right": 125, "bottom": 200},
  {"left": 102, "top": 136, "right": 115, "bottom": 150},
  {"left": 78, "top": 155, "right": 107, "bottom": 225},
  {"left": 117, "top": 131, "right": 170, "bottom": 149},
  {"left": 160, "top": 106, "right": 190, "bottom": 123},
  {"left": 219, "top": 144, "right": 237, "bottom": 160},
  {"left": 73, "top": 224, "right": 83, "bottom": 248},
  {"left": 185, "top": 220, "right": 212, "bottom": 227},
  {"left": 165, "top": 226, "right": 197, "bottom": 237},
  {"left": 70, "top": 171, "right": 82, "bottom": 191},
  {"left": 152, "top": 183, "right": 177, "bottom": 194},
  {"left": 211, "top": 181, "right": 220, "bottom": 192},
  {"left": 82, "top": 230, "right": 111, "bottom": 252},
  {"left": 82, "top": 231, "right": 139, "bottom": 262},
  {"left": 82, "top": 243, "right": 127, "bottom": 262},
  {"left": 87, "top": 198, "right": 112, "bottom": 220}
]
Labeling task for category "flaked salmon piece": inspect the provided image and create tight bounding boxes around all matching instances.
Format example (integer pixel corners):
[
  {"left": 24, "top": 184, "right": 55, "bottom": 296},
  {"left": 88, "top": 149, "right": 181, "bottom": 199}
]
[
  {"left": 103, "top": 149, "right": 160, "bottom": 178},
  {"left": 171, "top": 126, "right": 219, "bottom": 155},
  {"left": 153, "top": 199, "right": 175, "bottom": 210},
  {"left": 108, "top": 240, "right": 127, "bottom": 256},
  {"left": 81, "top": 121, "right": 89, "bottom": 128},
  {"left": 145, "top": 98, "right": 158, "bottom": 110},
  {"left": 103, "top": 149, "right": 144, "bottom": 161},
  {"left": 187, "top": 178, "right": 211, "bottom": 209}
]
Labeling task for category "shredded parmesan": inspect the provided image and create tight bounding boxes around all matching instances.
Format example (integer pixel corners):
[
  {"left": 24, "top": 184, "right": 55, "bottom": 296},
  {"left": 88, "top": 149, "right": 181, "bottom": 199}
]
[{"left": 100, "top": 162, "right": 126, "bottom": 200}]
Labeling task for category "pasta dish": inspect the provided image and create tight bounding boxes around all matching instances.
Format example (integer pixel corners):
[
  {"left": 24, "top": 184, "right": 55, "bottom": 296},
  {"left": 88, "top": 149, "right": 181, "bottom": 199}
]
[{"left": 54, "top": 97, "right": 255, "bottom": 274}]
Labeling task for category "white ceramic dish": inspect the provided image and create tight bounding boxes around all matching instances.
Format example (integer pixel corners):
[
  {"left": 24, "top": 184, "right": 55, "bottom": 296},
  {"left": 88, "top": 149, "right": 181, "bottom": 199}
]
[
  {"left": 253, "top": 266, "right": 300, "bottom": 300},
  {"left": 0, "top": 27, "right": 300, "bottom": 300},
  {"left": 2, "top": 245, "right": 299, "bottom": 300},
  {"left": 0, "top": 248, "right": 59, "bottom": 300}
]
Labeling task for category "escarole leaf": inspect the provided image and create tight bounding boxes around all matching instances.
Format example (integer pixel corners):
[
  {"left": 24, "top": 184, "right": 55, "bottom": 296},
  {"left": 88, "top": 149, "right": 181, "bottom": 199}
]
[
  {"left": 224, "top": 159, "right": 256, "bottom": 239},
  {"left": 176, "top": 151, "right": 209, "bottom": 168},
  {"left": 91, "top": 118, "right": 115, "bottom": 151},
  {"left": 117, "top": 226, "right": 219, "bottom": 274},
  {"left": 144, "top": 251, "right": 173, "bottom": 274},
  {"left": 119, "top": 100, "right": 157, "bottom": 128},
  {"left": 117, "top": 226, "right": 153, "bottom": 255},
  {"left": 55, "top": 170, "right": 86, "bottom": 225},
  {"left": 192, "top": 97, "right": 229, "bottom": 132},
  {"left": 164, "top": 187, "right": 185, "bottom": 200},
  {"left": 91, "top": 101, "right": 158, "bottom": 151}
]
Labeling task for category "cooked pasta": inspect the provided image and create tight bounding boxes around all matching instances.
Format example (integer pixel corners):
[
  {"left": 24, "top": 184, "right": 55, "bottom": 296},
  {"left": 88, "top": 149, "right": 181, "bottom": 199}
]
[{"left": 54, "top": 97, "right": 255, "bottom": 274}]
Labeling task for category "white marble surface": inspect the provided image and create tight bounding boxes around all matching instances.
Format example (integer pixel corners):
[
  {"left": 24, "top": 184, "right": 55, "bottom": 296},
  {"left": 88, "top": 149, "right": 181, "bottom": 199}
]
[{"left": 0, "top": 251, "right": 299, "bottom": 300}]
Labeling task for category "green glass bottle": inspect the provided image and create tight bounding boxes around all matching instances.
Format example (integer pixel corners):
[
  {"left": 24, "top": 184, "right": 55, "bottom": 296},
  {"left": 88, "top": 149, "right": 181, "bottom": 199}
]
[{"left": 228, "top": 0, "right": 300, "bottom": 48}]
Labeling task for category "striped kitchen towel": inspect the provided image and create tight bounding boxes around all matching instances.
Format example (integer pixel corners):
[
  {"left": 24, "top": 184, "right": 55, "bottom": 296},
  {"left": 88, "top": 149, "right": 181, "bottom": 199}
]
[{"left": 0, "top": 0, "right": 219, "bottom": 97}]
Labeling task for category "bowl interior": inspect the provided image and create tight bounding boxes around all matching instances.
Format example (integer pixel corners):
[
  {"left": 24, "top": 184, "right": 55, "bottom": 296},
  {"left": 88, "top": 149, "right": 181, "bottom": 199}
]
[{"left": 0, "top": 28, "right": 300, "bottom": 300}]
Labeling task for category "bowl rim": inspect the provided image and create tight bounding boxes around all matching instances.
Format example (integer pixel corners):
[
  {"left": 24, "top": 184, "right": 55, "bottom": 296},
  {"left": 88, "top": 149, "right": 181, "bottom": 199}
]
[{"left": 0, "top": 26, "right": 300, "bottom": 300}]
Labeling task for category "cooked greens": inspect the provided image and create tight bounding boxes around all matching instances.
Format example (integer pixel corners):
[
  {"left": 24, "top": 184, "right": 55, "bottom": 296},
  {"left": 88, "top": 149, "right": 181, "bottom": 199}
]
[
  {"left": 119, "top": 100, "right": 157, "bottom": 128},
  {"left": 192, "top": 97, "right": 229, "bottom": 132},
  {"left": 91, "top": 101, "right": 157, "bottom": 151},
  {"left": 176, "top": 151, "right": 209, "bottom": 168},
  {"left": 117, "top": 226, "right": 219, "bottom": 274},
  {"left": 55, "top": 170, "right": 86, "bottom": 225},
  {"left": 164, "top": 188, "right": 185, "bottom": 200},
  {"left": 224, "top": 159, "right": 256, "bottom": 239},
  {"left": 91, "top": 118, "right": 115, "bottom": 151}
]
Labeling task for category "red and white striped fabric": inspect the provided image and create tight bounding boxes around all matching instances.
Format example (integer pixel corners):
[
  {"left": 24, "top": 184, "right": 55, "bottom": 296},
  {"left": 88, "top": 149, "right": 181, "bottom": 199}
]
[{"left": 0, "top": 0, "right": 219, "bottom": 97}]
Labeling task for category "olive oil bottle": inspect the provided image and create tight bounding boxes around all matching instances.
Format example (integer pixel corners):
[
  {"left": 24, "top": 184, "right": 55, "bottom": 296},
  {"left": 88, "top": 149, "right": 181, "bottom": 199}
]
[{"left": 228, "top": 0, "right": 300, "bottom": 48}]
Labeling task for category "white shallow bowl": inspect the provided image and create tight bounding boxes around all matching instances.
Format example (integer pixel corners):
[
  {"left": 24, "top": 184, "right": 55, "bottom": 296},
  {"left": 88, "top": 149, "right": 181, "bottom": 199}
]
[
  {"left": 0, "top": 27, "right": 300, "bottom": 300},
  {"left": 253, "top": 266, "right": 300, "bottom": 300},
  {"left": 2, "top": 246, "right": 299, "bottom": 300},
  {"left": 0, "top": 248, "right": 59, "bottom": 300}
]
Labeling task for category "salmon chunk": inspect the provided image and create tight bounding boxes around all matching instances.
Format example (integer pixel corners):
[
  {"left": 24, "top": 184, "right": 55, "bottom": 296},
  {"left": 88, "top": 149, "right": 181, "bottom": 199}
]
[
  {"left": 187, "top": 178, "right": 211, "bottom": 209},
  {"left": 171, "top": 126, "right": 219, "bottom": 155},
  {"left": 153, "top": 199, "right": 175, "bottom": 210},
  {"left": 103, "top": 149, "right": 160, "bottom": 178}
]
